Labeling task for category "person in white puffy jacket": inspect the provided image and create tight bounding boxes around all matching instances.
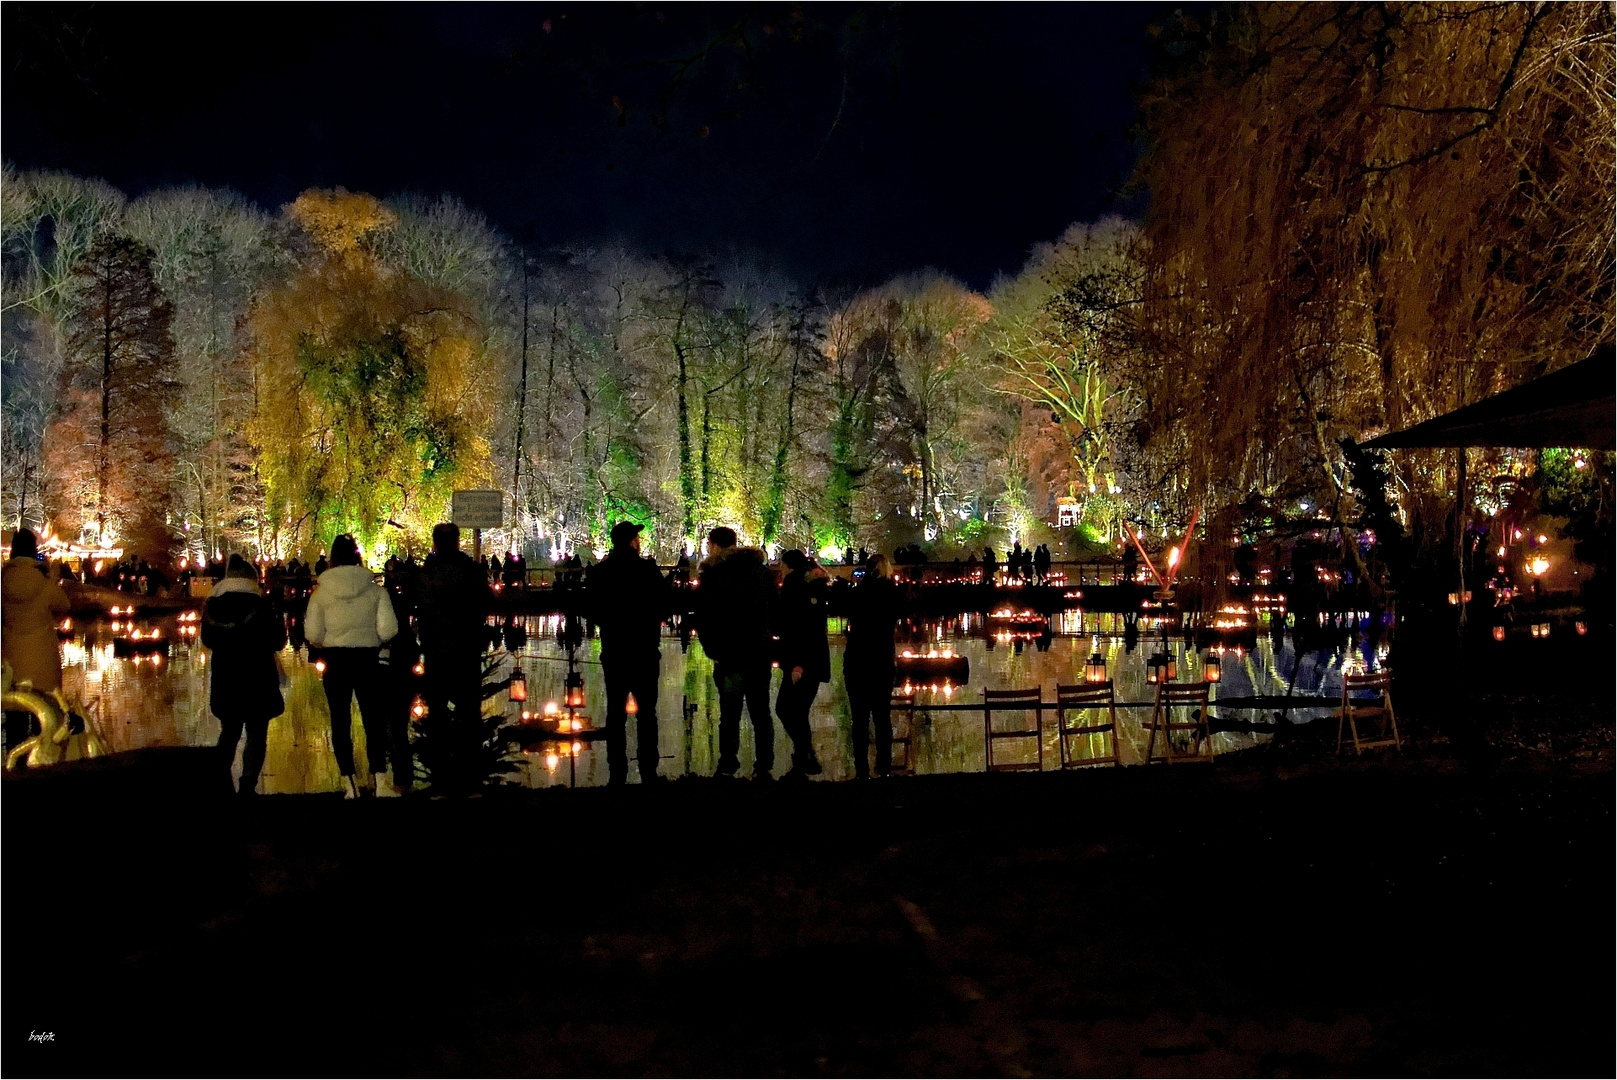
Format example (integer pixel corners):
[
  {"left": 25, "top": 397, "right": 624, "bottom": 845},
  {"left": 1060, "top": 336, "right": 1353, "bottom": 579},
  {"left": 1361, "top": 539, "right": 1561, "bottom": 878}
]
[{"left": 305, "top": 534, "right": 399, "bottom": 798}]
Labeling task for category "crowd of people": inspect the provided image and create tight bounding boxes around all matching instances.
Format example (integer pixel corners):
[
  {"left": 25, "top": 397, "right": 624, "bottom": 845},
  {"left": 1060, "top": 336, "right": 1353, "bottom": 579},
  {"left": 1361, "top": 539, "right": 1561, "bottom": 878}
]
[{"left": 3, "top": 518, "right": 926, "bottom": 792}]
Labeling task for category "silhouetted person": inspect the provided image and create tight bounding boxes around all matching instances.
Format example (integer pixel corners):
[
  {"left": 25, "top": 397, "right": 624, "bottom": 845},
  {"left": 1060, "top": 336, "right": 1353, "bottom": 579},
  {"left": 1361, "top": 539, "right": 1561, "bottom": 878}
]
[
  {"left": 203, "top": 555, "right": 287, "bottom": 795},
  {"left": 1122, "top": 542, "right": 1137, "bottom": 585},
  {"left": 377, "top": 582, "right": 421, "bottom": 796},
  {"left": 844, "top": 554, "right": 901, "bottom": 779},
  {"left": 696, "top": 526, "right": 776, "bottom": 779},
  {"left": 314, "top": 552, "right": 328, "bottom": 577},
  {"left": 1034, "top": 544, "right": 1052, "bottom": 584},
  {"left": 776, "top": 550, "right": 829, "bottom": 780},
  {"left": 418, "top": 523, "right": 493, "bottom": 735},
  {"left": 983, "top": 546, "right": 998, "bottom": 584},
  {"left": 306, "top": 535, "right": 398, "bottom": 798},
  {"left": 585, "top": 521, "right": 671, "bottom": 785}
]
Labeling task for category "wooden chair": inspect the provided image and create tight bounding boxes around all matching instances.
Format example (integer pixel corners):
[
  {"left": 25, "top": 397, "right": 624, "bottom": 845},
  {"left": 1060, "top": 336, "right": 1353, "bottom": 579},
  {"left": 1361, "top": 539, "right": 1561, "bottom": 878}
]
[
  {"left": 1055, "top": 681, "right": 1119, "bottom": 768},
  {"left": 889, "top": 690, "right": 916, "bottom": 775},
  {"left": 1336, "top": 671, "right": 1399, "bottom": 755},
  {"left": 984, "top": 688, "right": 1044, "bottom": 772},
  {"left": 1143, "top": 681, "right": 1213, "bottom": 765}
]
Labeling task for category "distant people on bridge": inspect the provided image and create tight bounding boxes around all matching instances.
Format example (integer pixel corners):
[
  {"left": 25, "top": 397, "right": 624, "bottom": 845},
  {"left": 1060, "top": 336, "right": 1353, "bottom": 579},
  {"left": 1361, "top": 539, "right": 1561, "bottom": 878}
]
[
  {"left": 202, "top": 555, "right": 287, "bottom": 796},
  {"left": 982, "top": 546, "right": 998, "bottom": 584},
  {"left": 843, "top": 553, "right": 901, "bottom": 779},
  {"left": 418, "top": 523, "right": 494, "bottom": 739},
  {"left": 695, "top": 526, "right": 777, "bottom": 780},
  {"left": 1034, "top": 544, "right": 1052, "bottom": 584},
  {"left": 585, "top": 521, "right": 671, "bottom": 786},
  {"left": 2, "top": 528, "right": 71, "bottom": 697},
  {"left": 306, "top": 534, "right": 400, "bottom": 799},
  {"left": 775, "top": 550, "right": 829, "bottom": 781}
]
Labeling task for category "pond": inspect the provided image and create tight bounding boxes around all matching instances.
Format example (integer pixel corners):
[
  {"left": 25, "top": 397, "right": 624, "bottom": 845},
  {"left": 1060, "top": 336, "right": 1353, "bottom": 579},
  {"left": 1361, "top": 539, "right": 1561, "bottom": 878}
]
[{"left": 46, "top": 609, "right": 1389, "bottom": 791}]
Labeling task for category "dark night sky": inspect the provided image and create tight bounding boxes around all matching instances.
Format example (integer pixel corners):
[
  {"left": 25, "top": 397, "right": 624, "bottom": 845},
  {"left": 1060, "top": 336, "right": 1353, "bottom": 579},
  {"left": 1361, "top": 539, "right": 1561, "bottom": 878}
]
[{"left": 3, "top": 3, "right": 1162, "bottom": 288}]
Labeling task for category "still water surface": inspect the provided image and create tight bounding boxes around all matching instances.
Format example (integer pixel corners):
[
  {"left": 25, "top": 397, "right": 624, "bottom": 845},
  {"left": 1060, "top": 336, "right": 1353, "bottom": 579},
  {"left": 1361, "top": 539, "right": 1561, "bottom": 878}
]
[{"left": 55, "top": 611, "right": 1383, "bottom": 792}]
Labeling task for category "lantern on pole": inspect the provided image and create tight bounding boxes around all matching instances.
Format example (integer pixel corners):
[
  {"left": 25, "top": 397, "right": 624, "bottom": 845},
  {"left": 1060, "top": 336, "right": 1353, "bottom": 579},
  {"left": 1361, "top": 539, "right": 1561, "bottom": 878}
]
[
  {"left": 508, "top": 668, "right": 528, "bottom": 703},
  {"left": 1085, "top": 650, "right": 1108, "bottom": 684},
  {"left": 564, "top": 669, "right": 586, "bottom": 709},
  {"left": 1204, "top": 651, "right": 1222, "bottom": 683}
]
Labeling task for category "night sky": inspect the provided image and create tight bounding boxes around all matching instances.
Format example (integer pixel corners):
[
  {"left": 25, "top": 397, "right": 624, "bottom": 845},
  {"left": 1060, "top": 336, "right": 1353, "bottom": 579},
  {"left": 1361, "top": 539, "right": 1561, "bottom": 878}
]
[{"left": 4, "top": 3, "right": 1160, "bottom": 287}]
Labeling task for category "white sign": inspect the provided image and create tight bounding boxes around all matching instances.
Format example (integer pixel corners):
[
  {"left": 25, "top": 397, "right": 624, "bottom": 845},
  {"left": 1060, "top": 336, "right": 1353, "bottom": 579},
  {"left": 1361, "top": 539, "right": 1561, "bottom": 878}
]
[{"left": 452, "top": 489, "right": 504, "bottom": 529}]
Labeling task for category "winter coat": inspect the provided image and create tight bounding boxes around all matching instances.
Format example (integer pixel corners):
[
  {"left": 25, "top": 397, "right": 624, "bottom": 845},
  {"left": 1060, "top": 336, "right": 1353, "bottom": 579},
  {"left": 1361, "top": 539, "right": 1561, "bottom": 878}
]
[
  {"left": 417, "top": 550, "right": 492, "bottom": 656},
  {"left": 202, "top": 577, "right": 288, "bottom": 721},
  {"left": 305, "top": 564, "right": 399, "bottom": 649},
  {"left": 777, "top": 568, "right": 831, "bottom": 684},
  {"left": 843, "top": 576, "right": 902, "bottom": 689},
  {"left": 584, "top": 548, "right": 671, "bottom": 663},
  {"left": 694, "top": 547, "right": 776, "bottom": 667},
  {"left": 1, "top": 557, "right": 71, "bottom": 691}
]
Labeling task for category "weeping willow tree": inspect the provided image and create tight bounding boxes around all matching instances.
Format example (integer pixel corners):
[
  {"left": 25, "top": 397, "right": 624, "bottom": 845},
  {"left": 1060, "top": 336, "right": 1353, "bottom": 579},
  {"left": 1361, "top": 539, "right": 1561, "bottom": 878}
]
[
  {"left": 246, "top": 190, "right": 493, "bottom": 558},
  {"left": 1126, "top": 2, "right": 1614, "bottom": 551}
]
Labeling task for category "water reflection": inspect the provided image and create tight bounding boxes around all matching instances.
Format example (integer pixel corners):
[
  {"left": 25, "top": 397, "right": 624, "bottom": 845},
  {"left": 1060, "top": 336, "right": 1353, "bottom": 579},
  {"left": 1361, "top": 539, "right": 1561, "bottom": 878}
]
[{"left": 42, "top": 610, "right": 1380, "bottom": 792}]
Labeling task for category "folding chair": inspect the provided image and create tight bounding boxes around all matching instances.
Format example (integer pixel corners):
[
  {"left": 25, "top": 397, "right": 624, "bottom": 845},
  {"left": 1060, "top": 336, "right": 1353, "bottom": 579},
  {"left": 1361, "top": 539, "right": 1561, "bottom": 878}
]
[
  {"left": 1336, "top": 670, "right": 1399, "bottom": 755},
  {"left": 984, "top": 688, "right": 1044, "bottom": 772},
  {"left": 1143, "top": 681, "right": 1213, "bottom": 764},
  {"left": 1055, "top": 681, "right": 1119, "bottom": 768},
  {"left": 889, "top": 689, "right": 916, "bottom": 775}
]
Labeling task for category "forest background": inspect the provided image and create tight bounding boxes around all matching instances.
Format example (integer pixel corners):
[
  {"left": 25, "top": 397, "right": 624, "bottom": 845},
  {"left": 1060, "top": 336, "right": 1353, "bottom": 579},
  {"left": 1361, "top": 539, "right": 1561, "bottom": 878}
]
[{"left": 2, "top": 3, "right": 1610, "bottom": 582}]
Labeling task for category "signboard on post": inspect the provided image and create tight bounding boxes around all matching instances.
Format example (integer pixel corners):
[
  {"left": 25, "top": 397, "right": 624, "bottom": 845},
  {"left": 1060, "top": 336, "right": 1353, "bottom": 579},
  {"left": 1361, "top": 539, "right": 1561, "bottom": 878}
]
[{"left": 451, "top": 489, "right": 504, "bottom": 529}]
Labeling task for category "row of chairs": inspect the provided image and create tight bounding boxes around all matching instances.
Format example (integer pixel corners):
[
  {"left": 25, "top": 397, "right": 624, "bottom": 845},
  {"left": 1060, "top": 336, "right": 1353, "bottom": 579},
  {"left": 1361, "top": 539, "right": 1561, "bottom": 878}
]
[{"left": 884, "top": 670, "right": 1398, "bottom": 773}]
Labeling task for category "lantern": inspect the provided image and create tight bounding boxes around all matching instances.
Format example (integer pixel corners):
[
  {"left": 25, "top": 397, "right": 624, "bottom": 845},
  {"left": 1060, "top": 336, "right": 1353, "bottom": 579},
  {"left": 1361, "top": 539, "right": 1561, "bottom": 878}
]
[
  {"left": 314, "top": 657, "right": 327, "bottom": 674},
  {"left": 625, "top": 692, "right": 639, "bottom": 715},
  {"left": 1492, "top": 626, "right": 1506, "bottom": 642},
  {"left": 1165, "top": 655, "right": 1177, "bottom": 681},
  {"left": 1447, "top": 592, "right": 1459, "bottom": 606},
  {"left": 1085, "top": 651, "right": 1107, "bottom": 684},
  {"left": 564, "top": 670, "right": 586, "bottom": 709},
  {"left": 411, "top": 695, "right": 428, "bottom": 719},
  {"left": 508, "top": 669, "right": 528, "bottom": 703},
  {"left": 1204, "top": 652, "right": 1222, "bottom": 683},
  {"left": 1575, "top": 621, "right": 1588, "bottom": 636},
  {"left": 1147, "top": 653, "right": 1165, "bottom": 684}
]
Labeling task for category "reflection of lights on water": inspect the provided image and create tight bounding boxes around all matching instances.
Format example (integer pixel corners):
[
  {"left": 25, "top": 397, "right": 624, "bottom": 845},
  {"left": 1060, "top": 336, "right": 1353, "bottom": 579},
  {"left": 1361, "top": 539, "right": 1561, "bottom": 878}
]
[{"left": 545, "top": 752, "right": 560, "bottom": 770}]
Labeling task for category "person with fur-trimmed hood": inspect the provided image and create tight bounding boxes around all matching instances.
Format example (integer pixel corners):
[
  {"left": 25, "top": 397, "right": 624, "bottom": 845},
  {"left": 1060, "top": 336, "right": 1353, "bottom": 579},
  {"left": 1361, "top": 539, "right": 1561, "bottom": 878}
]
[
  {"left": 203, "top": 555, "right": 287, "bottom": 795},
  {"left": 694, "top": 526, "right": 777, "bottom": 779},
  {"left": 305, "top": 534, "right": 399, "bottom": 798}
]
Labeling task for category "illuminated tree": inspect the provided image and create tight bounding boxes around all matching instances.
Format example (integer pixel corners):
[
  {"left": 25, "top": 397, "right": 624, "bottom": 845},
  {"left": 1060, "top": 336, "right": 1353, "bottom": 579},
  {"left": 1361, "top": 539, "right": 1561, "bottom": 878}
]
[
  {"left": 1129, "top": 1, "right": 1614, "bottom": 552},
  {"left": 44, "top": 235, "right": 178, "bottom": 553},
  {"left": 124, "top": 187, "right": 285, "bottom": 560},
  {"left": 246, "top": 189, "right": 492, "bottom": 558}
]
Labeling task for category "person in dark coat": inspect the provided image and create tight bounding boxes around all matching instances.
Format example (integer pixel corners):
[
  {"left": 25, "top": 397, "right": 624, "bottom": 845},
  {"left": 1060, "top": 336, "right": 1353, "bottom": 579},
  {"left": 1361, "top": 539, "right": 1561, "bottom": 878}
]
[
  {"left": 417, "top": 523, "right": 493, "bottom": 728},
  {"left": 695, "top": 526, "right": 777, "bottom": 779},
  {"left": 1034, "top": 544, "right": 1052, "bottom": 584},
  {"left": 844, "top": 553, "right": 902, "bottom": 779},
  {"left": 202, "top": 555, "right": 288, "bottom": 795},
  {"left": 377, "top": 582, "right": 421, "bottom": 795},
  {"left": 585, "top": 521, "right": 671, "bottom": 784},
  {"left": 775, "top": 550, "right": 830, "bottom": 780}
]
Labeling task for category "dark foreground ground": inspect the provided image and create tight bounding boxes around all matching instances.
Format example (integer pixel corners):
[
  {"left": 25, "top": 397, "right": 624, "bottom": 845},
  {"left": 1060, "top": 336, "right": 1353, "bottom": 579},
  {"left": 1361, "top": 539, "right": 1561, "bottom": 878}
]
[{"left": 7, "top": 721, "right": 1612, "bottom": 1080}]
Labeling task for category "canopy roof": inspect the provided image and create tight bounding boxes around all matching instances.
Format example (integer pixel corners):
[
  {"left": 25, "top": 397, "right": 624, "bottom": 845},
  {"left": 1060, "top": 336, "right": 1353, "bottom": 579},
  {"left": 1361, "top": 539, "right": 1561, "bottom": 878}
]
[{"left": 1363, "top": 344, "right": 1615, "bottom": 451}]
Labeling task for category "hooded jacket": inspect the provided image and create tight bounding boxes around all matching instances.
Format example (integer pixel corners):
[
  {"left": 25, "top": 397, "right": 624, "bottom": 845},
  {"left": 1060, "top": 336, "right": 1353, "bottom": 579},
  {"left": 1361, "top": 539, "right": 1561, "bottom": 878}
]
[
  {"left": 305, "top": 564, "right": 398, "bottom": 649},
  {"left": 694, "top": 546, "right": 776, "bottom": 667},
  {"left": 202, "top": 576, "right": 287, "bottom": 720},
  {"left": 1, "top": 556, "right": 71, "bottom": 691}
]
